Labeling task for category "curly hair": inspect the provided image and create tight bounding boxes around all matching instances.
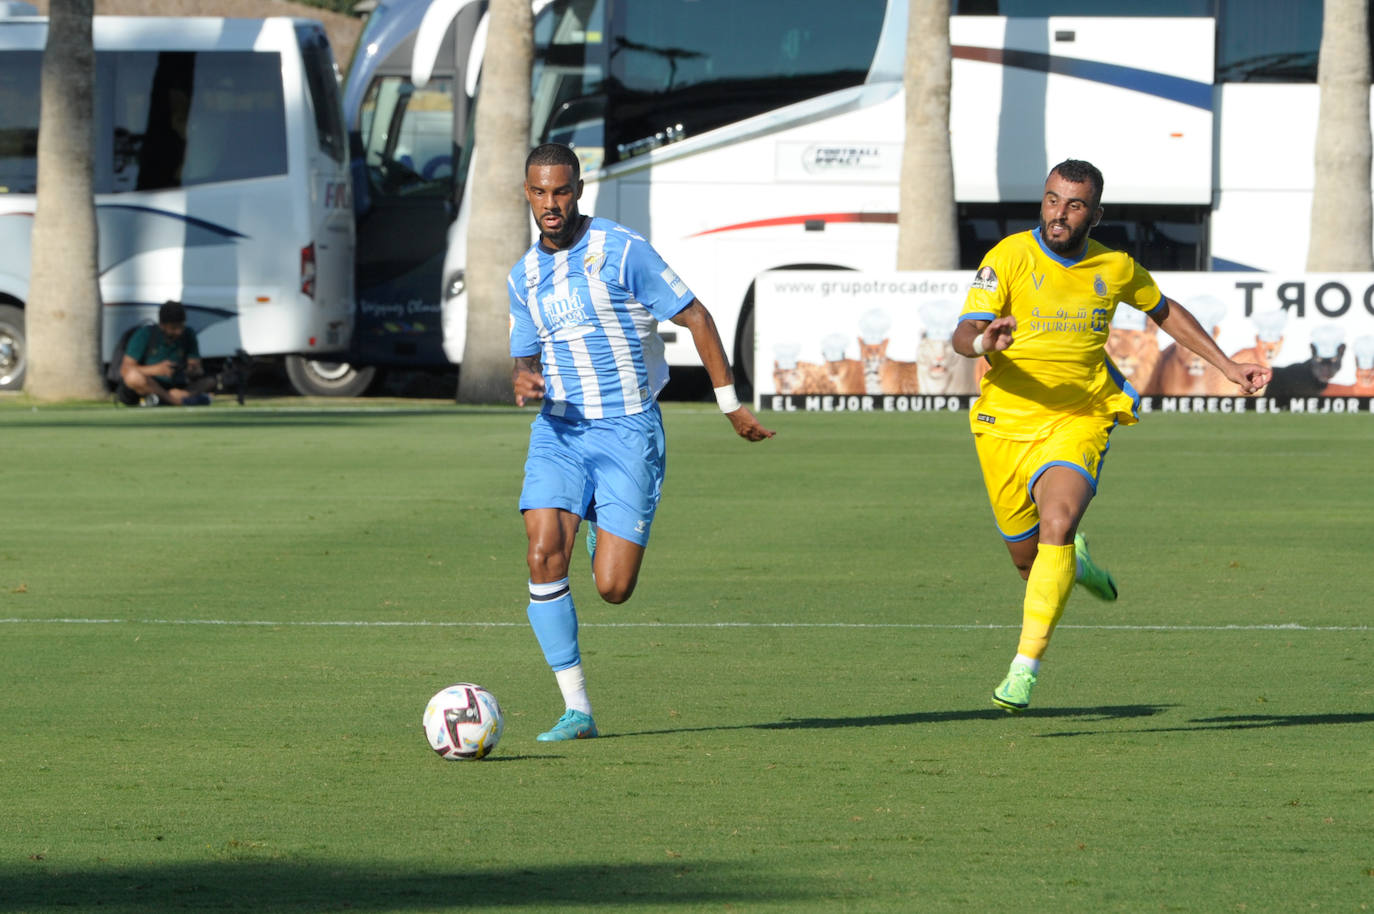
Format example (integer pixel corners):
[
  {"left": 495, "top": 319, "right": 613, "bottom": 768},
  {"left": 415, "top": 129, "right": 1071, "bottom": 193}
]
[
  {"left": 525, "top": 143, "right": 580, "bottom": 181},
  {"left": 1050, "top": 159, "right": 1104, "bottom": 208}
]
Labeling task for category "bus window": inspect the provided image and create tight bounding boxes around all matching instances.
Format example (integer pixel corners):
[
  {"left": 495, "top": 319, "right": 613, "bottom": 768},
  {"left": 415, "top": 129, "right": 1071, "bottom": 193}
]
[
  {"left": 532, "top": 0, "right": 605, "bottom": 171},
  {"left": 955, "top": 1, "right": 1210, "bottom": 13},
  {"left": 1216, "top": 0, "right": 1322, "bottom": 82},
  {"left": 606, "top": 0, "right": 885, "bottom": 164},
  {"left": 1137, "top": 212, "right": 1208, "bottom": 271},
  {"left": 112, "top": 51, "right": 288, "bottom": 192},
  {"left": 0, "top": 50, "right": 39, "bottom": 194},
  {"left": 957, "top": 203, "right": 1209, "bottom": 271},
  {"left": 297, "top": 26, "right": 347, "bottom": 163},
  {"left": 952, "top": 0, "right": 1372, "bottom": 84},
  {"left": 359, "top": 74, "right": 454, "bottom": 198}
]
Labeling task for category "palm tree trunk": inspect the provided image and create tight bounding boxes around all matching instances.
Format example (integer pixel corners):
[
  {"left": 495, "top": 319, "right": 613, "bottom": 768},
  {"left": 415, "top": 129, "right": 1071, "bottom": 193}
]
[
  {"left": 897, "top": 0, "right": 959, "bottom": 271},
  {"left": 1308, "top": 0, "right": 1373, "bottom": 271},
  {"left": 26, "top": 0, "right": 105, "bottom": 401},
  {"left": 457, "top": 0, "right": 533, "bottom": 404}
]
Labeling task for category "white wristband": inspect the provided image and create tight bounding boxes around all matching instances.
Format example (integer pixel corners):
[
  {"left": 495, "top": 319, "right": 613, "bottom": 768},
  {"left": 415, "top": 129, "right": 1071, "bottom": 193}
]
[
  {"left": 714, "top": 384, "right": 741, "bottom": 413},
  {"left": 971, "top": 334, "right": 988, "bottom": 356}
]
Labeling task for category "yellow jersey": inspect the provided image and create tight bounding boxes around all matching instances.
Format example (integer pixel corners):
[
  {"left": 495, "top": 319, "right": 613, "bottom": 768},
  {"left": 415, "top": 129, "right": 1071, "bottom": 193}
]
[{"left": 960, "top": 227, "right": 1164, "bottom": 440}]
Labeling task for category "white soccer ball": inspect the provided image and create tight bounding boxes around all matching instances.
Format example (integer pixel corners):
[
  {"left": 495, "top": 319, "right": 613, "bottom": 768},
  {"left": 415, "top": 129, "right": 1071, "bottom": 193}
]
[{"left": 423, "top": 683, "right": 504, "bottom": 760}]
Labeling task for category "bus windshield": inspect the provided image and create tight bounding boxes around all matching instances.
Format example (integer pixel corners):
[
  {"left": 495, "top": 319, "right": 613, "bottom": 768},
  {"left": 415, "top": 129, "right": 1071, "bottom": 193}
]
[
  {"left": 359, "top": 73, "right": 455, "bottom": 198},
  {"left": 528, "top": 0, "right": 886, "bottom": 171}
]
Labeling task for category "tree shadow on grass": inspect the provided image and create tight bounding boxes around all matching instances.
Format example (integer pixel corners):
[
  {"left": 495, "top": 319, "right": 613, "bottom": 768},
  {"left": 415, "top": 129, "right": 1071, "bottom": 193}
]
[
  {"left": 1041, "top": 710, "right": 1374, "bottom": 737},
  {"left": 0, "top": 859, "right": 801, "bottom": 913},
  {"left": 608, "top": 704, "right": 1174, "bottom": 738}
]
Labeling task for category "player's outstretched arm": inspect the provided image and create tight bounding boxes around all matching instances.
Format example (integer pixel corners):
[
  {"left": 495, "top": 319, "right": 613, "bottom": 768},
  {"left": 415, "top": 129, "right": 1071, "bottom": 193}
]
[
  {"left": 1149, "top": 297, "right": 1272, "bottom": 394},
  {"left": 724, "top": 405, "right": 775, "bottom": 441},
  {"left": 512, "top": 354, "right": 545, "bottom": 407},
  {"left": 670, "top": 300, "right": 775, "bottom": 442}
]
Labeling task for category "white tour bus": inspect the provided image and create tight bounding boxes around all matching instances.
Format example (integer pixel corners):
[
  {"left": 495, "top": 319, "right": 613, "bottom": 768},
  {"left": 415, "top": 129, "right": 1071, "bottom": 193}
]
[
  {"left": 345, "top": 0, "right": 1361, "bottom": 394},
  {"left": 0, "top": 11, "right": 354, "bottom": 393}
]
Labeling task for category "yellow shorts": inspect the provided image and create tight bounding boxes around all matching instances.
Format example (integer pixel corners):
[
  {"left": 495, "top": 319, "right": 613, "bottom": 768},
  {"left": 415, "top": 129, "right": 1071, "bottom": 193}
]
[{"left": 973, "top": 413, "right": 1115, "bottom": 541}]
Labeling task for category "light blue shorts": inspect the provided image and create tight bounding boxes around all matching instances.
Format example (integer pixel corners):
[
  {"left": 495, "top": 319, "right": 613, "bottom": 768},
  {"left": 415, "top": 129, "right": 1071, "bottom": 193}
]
[{"left": 519, "top": 405, "right": 666, "bottom": 547}]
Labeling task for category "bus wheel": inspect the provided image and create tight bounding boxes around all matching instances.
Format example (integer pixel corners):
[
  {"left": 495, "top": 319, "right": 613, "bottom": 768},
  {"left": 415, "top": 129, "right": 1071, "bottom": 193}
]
[
  {"left": 0, "top": 304, "right": 26, "bottom": 390},
  {"left": 284, "top": 354, "right": 378, "bottom": 397}
]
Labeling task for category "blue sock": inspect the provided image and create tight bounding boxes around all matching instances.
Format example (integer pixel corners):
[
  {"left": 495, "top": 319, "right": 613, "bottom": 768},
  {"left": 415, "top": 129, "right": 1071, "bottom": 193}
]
[{"left": 527, "top": 577, "right": 580, "bottom": 671}]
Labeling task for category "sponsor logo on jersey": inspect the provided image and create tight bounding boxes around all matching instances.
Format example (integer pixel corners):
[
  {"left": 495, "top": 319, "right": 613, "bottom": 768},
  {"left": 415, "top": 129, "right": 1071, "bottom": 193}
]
[
  {"left": 971, "top": 266, "right": 998, "bottom": 292},
  {"left": 977, "top": 412, "right": 996, "bottom": 424},
  {"left": 542, "top": 289, "right": 590, "bottom": 332},
  {"left": 661, "top": 266, "right": 688, "bottom": 298}
]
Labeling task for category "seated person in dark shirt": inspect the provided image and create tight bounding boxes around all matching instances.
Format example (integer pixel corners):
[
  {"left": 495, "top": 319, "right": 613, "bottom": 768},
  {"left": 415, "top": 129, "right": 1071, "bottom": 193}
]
[{"left": 116, "top": 301, "right": 211, "bottom": 406}]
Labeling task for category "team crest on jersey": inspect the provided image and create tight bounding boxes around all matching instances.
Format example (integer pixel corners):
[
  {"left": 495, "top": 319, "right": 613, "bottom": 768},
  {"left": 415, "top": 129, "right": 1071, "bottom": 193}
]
[
  {"left": 1093, "top": 274, "right": 1107, "bottom": 297},
  {"left": 971, "top": 266, "right": 998, "bottom": 292},
  {"left": 583, "top": 251, "right": 605, "bottom": 272}
]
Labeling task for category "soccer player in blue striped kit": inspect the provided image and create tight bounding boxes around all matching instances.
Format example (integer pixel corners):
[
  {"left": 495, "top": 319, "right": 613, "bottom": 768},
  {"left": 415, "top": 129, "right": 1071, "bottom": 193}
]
[{"left": 509, "top": 143, "right": 774, "bottom": 741}]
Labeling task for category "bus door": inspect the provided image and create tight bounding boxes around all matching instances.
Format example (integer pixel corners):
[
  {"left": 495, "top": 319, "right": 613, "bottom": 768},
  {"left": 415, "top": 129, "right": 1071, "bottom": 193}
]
[
  {"left": 296, "top": 23, "right": 353, "bottom": 350},
  {"left": 348, "top": 5, "right": 480, "bottom": 370}
]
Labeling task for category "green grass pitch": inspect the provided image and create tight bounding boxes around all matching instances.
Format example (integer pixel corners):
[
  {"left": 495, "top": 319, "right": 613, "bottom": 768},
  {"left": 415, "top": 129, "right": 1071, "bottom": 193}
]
[{"left": 0, "top": 400, "right": 1370, "bottom": 912}]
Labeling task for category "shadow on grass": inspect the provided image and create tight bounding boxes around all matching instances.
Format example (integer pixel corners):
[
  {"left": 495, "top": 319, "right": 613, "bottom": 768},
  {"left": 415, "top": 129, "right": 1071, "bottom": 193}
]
[
  {"left": 0, "top": 859, "right": 800, "bottom": 912},
  {"left": 1187, "top": 711, "right": 1374, "bottom": 729},
  {"left": 610, "top": 704, "right": 1173, "bottom": 738},
  {"left": 1040, "top": 710, "right": 1374, "bottom": 737}
]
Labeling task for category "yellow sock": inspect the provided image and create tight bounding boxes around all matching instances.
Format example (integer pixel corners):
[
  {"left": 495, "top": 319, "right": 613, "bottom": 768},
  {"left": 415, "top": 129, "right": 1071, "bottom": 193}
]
[{"left": 1016, "top": 543, "right": 1077, "bottom": 660}]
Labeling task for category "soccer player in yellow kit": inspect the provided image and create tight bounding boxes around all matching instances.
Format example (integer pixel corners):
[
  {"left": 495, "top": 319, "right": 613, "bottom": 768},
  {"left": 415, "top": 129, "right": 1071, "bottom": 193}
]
[{"left": 954, "top": 160, "right": 1271, "bottom": 712}]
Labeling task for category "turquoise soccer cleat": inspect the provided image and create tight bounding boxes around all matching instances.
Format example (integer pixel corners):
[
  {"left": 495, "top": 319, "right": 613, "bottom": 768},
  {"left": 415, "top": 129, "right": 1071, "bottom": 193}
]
[
  {"left": 536, "top": 708, "right": 599, "bottom": 741},
  {"left": 1074, "top": 532, "right": 1118, "bottom": 601},
  {"left": 992, "top": 660, "right": 1038, "bottom": 713}
]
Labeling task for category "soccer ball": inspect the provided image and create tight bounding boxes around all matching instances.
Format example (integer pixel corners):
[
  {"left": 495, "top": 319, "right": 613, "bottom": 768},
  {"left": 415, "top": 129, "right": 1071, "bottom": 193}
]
[{"left": 423, "top": 683, "right": 504, "bottom": 760}]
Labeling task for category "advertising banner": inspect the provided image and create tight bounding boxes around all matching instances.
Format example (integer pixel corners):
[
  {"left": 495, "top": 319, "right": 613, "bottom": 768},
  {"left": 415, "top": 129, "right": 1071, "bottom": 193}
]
[{"left": 754, "top": 270, "right": 1374, "bottom": 414}]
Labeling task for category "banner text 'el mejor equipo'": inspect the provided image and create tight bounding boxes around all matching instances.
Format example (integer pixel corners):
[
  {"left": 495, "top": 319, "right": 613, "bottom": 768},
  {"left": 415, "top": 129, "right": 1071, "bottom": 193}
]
[{"left": 753, "top": 270, "right": 1374, "bottom": 414}]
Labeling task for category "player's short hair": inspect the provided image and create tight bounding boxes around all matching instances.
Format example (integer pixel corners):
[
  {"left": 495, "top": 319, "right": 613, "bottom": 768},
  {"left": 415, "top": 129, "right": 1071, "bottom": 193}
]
[
  {"left": 159, "top": 300, "right": 186, "bottom": 325},
  {"left": 525, "top": 143, "right": 580, "bottom": 181},
  {"left": 1049, "top": 159, "right": 1104, "bottom": 208}
]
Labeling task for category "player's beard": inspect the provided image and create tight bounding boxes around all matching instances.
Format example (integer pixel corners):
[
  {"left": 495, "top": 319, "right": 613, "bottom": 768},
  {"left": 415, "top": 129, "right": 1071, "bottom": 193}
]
[
  {"left": 539, "top": 211, "right": 583, "bottom": 250},
  {"left": 1040, "top": 217, "right": 1092, "bottom": 256}
]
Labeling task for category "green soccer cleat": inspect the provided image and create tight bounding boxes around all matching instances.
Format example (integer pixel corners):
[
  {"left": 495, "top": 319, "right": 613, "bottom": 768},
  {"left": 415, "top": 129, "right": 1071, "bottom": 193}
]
[
  {"left": 536, "top": 708, "right": 598, "bottom": 742},
  {"left": 992, "top": 660, "right": 1038, "bottom": 713},
  {"left": 1074, "top": 532, "right": 1118, "bottom": 601}
]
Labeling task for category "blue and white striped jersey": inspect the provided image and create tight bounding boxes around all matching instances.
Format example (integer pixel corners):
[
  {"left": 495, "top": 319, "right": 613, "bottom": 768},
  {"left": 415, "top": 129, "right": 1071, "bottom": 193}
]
[{"left": 508, "top": 216, "right": 695, "bottom": 420}]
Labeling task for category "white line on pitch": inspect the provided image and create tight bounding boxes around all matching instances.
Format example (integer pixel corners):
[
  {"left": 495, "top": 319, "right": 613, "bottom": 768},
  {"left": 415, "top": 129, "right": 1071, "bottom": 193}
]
[{"left": 0, "top": 618, "right": 1367, "bottom": 632}]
